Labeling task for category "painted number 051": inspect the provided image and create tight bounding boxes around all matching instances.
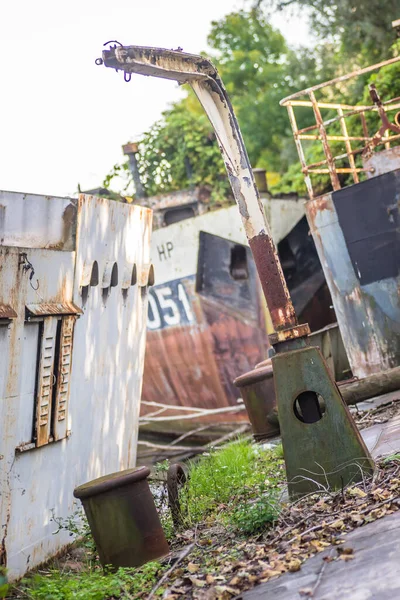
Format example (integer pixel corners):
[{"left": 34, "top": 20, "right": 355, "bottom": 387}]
[{"left": 148, "top": 283, "right": 194, "bottom": 330}]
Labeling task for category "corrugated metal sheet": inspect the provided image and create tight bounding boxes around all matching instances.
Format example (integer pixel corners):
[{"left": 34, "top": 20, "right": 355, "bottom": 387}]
[
  {"left": 0, "top": 304, "right": 17, "bottom": 320},
  {"left": 25, "top": 302, "right": 83, "bottom": 317}
]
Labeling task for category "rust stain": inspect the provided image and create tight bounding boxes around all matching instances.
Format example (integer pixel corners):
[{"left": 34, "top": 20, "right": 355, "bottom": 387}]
[
  {"left": 0, "top": 304, "right": 17, "bottom": 319},
  {"left": 269, "top": 323, "right": 310, "bottom": 345},
  {"left": 248, "top": 232, "right": 297, "bottom": 331},
  {"left": 25, "top": 302, "right": 82, "bottom": 317},
  {"left": 141, "top": 290, "right": 268, "bottom": 431},
  {"left": 46, "top": 202, "right": 77, "bottom": 251}
]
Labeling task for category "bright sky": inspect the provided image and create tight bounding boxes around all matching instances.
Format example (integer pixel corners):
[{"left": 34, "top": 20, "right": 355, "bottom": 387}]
[{"left": 1, "top": 1, "right": 310, "bottom": 197}]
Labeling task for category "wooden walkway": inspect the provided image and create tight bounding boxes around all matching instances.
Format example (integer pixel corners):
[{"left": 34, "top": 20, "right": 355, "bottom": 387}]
[{"left": 238, "top": 510, "right": 400, "bottom": 599}]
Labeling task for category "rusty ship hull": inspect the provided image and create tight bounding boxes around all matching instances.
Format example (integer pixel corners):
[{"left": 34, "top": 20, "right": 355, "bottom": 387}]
[{"left": 140, "top": 193, "right": 334, "bottom": 442}]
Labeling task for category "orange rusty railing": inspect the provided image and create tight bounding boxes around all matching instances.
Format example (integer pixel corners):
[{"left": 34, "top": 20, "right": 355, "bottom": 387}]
[{"left": 280, "top": 55, "right": 400, "bottom": 198}]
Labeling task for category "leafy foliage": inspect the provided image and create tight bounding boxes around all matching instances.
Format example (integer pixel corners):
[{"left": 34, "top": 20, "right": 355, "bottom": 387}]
[
  {"left": 51, "top": 505, "right": 95, "bottom": 554},
  {"left": 255, "top": 0, "right": 400, "bottom": 63},
  {"left": 207, "top": 9, "right": 324, "bottom": 171},
  {"left": 137, "top": 94, "right": 230, "bottom": 202},
  {"left": 104, "top": 5, "right": 400, "bottom": 199},
  {"left": 231, "top": 486, "right": 280, "bottom": 534},
  {"left": 104, "top": 92, "right": 231, "bottom": 205}
]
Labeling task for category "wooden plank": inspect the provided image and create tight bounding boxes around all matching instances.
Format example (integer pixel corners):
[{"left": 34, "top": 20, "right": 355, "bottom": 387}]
[
  {"left": 53, "top": 316, "right": 75, "bottom": 440},
  {"left": 35, "top": 317, "right": 57, "bottom": 447}
]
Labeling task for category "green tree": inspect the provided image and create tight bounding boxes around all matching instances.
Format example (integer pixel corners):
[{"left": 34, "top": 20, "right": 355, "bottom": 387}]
[
  {"left": 104, "top": 9, "right": 325, "bottom": 198},
  {"left": 136, "top": 93, "right": 230, "bottom": 202},
  {"left": 104, "top": 92, "right": 230, "bottom": 204},
  {"left": 104, "top": 6, "right": 399, "bottom": 200},
  {"left": 207, "top": 9, "right": 319, "bottom": 170},
  {"left": 254, "top": 0, "right": 400, "bottom": 63}
]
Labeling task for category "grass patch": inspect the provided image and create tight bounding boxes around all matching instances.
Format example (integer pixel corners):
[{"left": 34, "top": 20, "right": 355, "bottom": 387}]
[
  {"left": 179, "top": 438, "right": 285, "bottom": 534},
  {"left": 14, "top": 562, "right": 166, "bottom": 600}
]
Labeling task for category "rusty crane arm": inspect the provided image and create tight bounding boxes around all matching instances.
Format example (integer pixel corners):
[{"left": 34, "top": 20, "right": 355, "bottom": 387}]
[
  {"left": 99, "top": 44, "right": 374, "bottom": 499},
  {"left": 100, "top": 45, "right": 309, "bottom": 348}
]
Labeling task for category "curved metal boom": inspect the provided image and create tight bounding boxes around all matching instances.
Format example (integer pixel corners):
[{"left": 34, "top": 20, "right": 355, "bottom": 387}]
[{"left": 101, "top": 45, "right": 310, "bottom": 346}]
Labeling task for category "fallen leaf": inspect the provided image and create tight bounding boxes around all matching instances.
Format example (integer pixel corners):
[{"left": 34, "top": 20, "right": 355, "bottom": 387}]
[
  {"left": 323, "top": 555, "right": 335, "bottom": 563},
  {"left": 337, "top": 547, "right": 353, "bottom": 555},
  {"left": 350, "top": 513, "right": 364, "bottom": 525},
  {"left": 214, "top": 585, "right": 240, "bottom": 597},
  {"left": 288, "top": 559, "right": 301, "bottom": 572},
  {"left": 260, "top": 569, "right": 282, "bottom": 580},
  {"left": 187, "top": 563, "right": 200, "bottom": 573},
  {"left": 330, "top": 519, "right": 344, "bottom": 529},
  {"left": 190, "top": 577, "right": 206, "bottom": 587},
  {"left": 348, "top": 487, "right": 367, "bottom": 498}
]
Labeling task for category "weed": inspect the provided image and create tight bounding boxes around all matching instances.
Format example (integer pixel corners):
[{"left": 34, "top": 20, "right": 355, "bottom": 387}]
[
  {"left": 152, "top": 459, "right": 170, "bottom": 476},
  {"left": 179, "top": 438, "right": 285, "bottom": 533},
  {"left": 51, "top": 505, "right": 96, "bottom": 556},
  {"left": 383, "top": 452, "right": 400, "bottom": 463},
  {"left": 14, "top": 562, "right": 166, "bottom": 600},
  {"left": 231, "top": 488, "right": 280, "bottom": 534}
]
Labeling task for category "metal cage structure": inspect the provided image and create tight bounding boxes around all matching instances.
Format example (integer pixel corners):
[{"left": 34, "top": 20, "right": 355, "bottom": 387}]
[{"left": 280, "top": 56, "right": 400, "bottom": 199}]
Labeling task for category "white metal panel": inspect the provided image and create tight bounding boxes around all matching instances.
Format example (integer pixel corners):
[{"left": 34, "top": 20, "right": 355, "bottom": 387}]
[
  {"left": 151, "top": 195, "right": 305, "bottom": 286},
  {"left": 17, "top": 323, "right": 40, "bottom": 444},
  {"left": 0, "top": 191, "right": 76, "bottom": 250},
  {"left": 1, "top": 193, "right": 152, "bottom": 580}
]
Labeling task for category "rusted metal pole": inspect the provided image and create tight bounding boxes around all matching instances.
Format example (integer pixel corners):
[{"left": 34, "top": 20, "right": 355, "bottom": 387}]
[
  {"left": 122, "top": 142, "right": 146, "bottom": 200},
  {"left": 100, "top": 46, "right": 309, "bottom": 347}
]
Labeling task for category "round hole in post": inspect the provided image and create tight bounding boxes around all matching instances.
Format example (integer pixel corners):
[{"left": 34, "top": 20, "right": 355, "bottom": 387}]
[{"left": 293, "top": 391, "right": 325, "bottom": 424}]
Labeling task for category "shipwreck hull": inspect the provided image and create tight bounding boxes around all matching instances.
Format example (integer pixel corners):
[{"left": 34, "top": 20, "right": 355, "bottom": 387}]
[
  {"left": 306, "top": 169, "right": 400, "bottom": 378},
  {"left": 140, "top": 195, "right": 334, "bottom": 440},
  {"left": 141, "top": 240, "right": 269, "bottom": 438}
]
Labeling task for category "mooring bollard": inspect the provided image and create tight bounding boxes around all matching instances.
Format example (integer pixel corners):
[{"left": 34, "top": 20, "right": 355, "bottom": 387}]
[
  {"left": 234, "top": 361, "right": 280, "bottom": 442},
  {"left": 74, "top": 466, "right": 169, "bottom": 569}
]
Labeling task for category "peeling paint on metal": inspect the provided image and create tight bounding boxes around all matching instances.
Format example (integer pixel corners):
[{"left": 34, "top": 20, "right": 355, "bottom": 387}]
[
  {"left": 0, "top": 304, "right": 17, "bottom": 320},
  {"left": 25, "top": 302, "right": 82, "bottom": 317},
  {"left": 0, "top": 190, "right": 152, "bottom": 580}
]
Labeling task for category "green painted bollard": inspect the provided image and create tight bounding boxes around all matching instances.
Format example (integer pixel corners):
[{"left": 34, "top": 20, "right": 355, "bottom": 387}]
[
  {"left": 74, "top": 466, "right": 169, "bottom": 569},
  {"left": 234, "top": 361, "right": 280, "bottom": 442}
]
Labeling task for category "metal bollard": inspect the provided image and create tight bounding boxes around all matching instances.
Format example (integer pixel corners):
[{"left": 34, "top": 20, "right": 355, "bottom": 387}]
[
  {"left": 234, "top": 361, "right": 279, "bottom": 442},
  {"left": 74, "top": 466, "right": 169, "bottom": 569}
]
